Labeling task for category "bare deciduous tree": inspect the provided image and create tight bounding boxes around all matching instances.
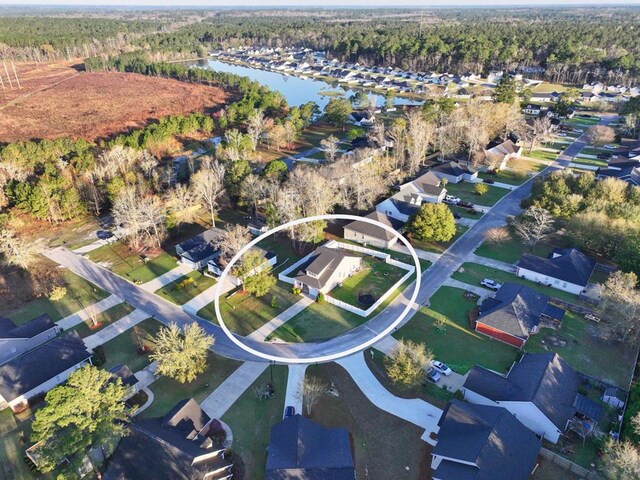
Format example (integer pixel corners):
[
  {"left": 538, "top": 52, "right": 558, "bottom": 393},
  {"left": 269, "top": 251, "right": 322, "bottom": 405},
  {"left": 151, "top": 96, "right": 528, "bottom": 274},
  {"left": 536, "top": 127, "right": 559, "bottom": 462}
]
[
  {"left": 600, "top": 439, "right": 640, "bottom": 480},
  {"left": 406, "top": 110, "right": 435, "bottom": 175},
  {"left": 511, "top": 206, "right": 554, "bottom": 249},
  {"left": 301, "top": 376, "right": 326, "bottom": 415},
  {"left": 484, "top": 226, "right": 512, "bottom": 244},
  {"left": 112, "top": 186, "right": 166, "bottom": 249},
  {"left": 165, "top": 184, "right": 199, "bottom": 227},
  {"left": 214, "top": 224, "right": 251, "bottom": 265},
  {"left": 319, "top": 135, "right": 340, "bottom": 163},
  {"left": 191, "top": 161, "right": 225, "bottom": 227},
  {"left": 587, "top": 125, "right": 616, "bottom": 146},
  {"left": 598, "top": 271, "right": 640, "bottom": 343},
  {"left": 0, "top": 228, "right": 38, "bottom": 269},
  {"left": 246, "top": 109, "right": 268, "bottom": 151}
]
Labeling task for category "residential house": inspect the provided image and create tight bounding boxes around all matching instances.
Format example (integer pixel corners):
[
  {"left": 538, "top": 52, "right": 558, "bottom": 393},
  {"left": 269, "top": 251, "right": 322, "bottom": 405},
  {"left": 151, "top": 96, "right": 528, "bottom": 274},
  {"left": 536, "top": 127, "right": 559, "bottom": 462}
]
[
  {"left": 105, "top": 399, "right": 232, "bottom": 480},
  {"left": 483, "top": 139, "right": 523, "bottom": 170},
  {"left": 522, "top": 104, "right": 543, "bottom": 115},
  {"left": 431, "top": 161, "right": 478, "bottom": 184},
  {"left": 0, "top": 314, "right": 59, "bottom": 365},
  {"left": 410, "top": 171, "right": 448, "bottom": 203},
  {"left": 376, "top": 186, "right": 423, "bottom": 222},
  {"left": 175, "top": 228, "right": 224, "bottom": 270},
  {"left": 293, "top": 246, "right": 361, "bottom": 297},
  {"left": 583, "top": 82, "right": 605, "bottom": 93},
  {"left": 581, "top": 92, "right": 597, "bottom": 103},
  {"left": 248, "top": 219, "right": 269, "bottom": 237},
  {"left": 349, "top": 112, "right": 375, "bottom": 127},
  {"left": 108, "top": 364, "right": 139, "bottom": 400},
  {"left": 431, "top": 400, "right": 541, "bottom": 480},
  {"left": 207, "top": 247, "right": 277, "bottom": 285},
  {"left": 474, "top": 283, "right": 566, "bottom": 348},
  {"left": 462, "top": 353, "right": 602, "bottom": 443},
  {"left": 0, "top": 331, "right": 92, "bottom": 412},
  {"left": 343, "top": 211, "right": 404, "bottom": 249},
  {"left": 530, "top": 91, "right": 561, "bottom": 103},
  {"left": 487, "top": 70, "right": 504, "bottom": 83},
  {"left": 516, "top": 248, "right": 596, "bottom": 295},
  {"left": 597, "top": 157, "right": 640, "bottom": 186},
  {"left": 265, "top": 414, "right": 355, "bottom": 480}
]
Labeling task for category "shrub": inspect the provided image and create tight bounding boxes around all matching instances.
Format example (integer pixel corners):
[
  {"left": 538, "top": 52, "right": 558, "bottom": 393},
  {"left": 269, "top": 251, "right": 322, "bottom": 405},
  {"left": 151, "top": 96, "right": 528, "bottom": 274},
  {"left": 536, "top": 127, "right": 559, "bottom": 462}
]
[
  {"left": 474, "top": 183, "right": 489, "bottom": 196},
  {"left": 292, "top": 286, "right": 302, "bottom": 295},
  {"left": 178, "top": 277, "right": 195, "bottom": 289},
  {"left": 317, "top": 292, "right": 325, "bottom": 304},
  {"left": 92, "top": 345, "right": 106, "bottom": 367}
]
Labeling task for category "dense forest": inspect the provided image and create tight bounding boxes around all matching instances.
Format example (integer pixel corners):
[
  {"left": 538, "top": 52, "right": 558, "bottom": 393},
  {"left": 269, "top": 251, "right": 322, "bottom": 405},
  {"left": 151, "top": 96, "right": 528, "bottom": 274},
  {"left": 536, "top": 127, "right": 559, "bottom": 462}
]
[{"left": 1, "top": 7, "right": 639, "bottom": 83}]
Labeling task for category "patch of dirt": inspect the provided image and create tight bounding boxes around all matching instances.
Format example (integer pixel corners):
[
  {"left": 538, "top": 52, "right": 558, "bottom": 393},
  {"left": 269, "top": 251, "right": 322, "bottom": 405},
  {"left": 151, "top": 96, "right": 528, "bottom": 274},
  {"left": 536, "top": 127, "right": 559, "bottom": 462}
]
[{"left": 0, "top": 61, "right": 228, "bottom": 142}]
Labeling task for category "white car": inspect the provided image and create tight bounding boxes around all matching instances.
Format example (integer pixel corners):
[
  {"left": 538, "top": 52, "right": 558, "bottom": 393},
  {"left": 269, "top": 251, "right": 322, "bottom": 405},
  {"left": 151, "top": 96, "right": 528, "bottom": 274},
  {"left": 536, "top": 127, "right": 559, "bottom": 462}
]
[
  {"left": 430, "top": 360, "right": 452, "bottom": 376},
  {"left": 444, "top": 195, "right": 461, "bottom": 205},
  {"left": 557, "top": 132, "right": 568, "bottom": 137},
  {"left": 481, "top": 278, "right": 502, "bottom": 290},
  {"left": 604, "top": 144, "right": 618, "bottom": 150}
]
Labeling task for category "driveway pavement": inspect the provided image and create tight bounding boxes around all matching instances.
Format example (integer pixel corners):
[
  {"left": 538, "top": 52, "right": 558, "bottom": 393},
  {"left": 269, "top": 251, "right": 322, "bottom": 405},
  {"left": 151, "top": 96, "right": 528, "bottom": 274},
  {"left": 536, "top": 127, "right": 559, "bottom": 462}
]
[
  {"left": 83, "top": 308, "right": 150, "bottom": 350},
  {"left": 57, "top": 294, "right": 123, "bottom": 330},
  {"left": 283, "top": 364, "right": 307, "bottom": 418},
  {"left": 467, "top": 253, "right": 516, "bottom": 273},
  {"left": 181, "top": 277, "right": 235, "bottom": 315}
]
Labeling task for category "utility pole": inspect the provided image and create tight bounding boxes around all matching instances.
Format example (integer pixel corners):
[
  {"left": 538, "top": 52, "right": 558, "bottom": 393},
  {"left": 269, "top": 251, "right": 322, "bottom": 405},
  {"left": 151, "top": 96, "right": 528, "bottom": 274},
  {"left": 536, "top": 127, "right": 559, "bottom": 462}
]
[{"left": 3, "top": 61, "right": 13, "bottom": 89}]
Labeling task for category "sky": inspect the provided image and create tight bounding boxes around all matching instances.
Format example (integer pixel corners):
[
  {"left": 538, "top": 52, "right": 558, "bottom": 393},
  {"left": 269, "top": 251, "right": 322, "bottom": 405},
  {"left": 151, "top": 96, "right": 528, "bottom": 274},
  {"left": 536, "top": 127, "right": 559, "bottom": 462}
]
[{"left": 2, "top": 0, "right": 640, "bottom": 6}]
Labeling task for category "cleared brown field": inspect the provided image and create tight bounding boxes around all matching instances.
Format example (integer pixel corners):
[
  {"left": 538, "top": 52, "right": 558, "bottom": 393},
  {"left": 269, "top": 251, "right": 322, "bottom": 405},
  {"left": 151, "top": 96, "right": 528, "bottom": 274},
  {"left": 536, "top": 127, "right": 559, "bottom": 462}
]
[{"left": 0, "top": 62, "right": 228, "bottom": 142}]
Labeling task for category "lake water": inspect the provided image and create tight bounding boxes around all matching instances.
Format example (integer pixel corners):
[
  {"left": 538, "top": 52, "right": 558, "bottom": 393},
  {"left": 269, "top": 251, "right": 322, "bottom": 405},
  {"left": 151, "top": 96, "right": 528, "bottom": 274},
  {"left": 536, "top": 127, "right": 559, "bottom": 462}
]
[{"left": 191, "top": 59, "right": 421, "bottom": 109}]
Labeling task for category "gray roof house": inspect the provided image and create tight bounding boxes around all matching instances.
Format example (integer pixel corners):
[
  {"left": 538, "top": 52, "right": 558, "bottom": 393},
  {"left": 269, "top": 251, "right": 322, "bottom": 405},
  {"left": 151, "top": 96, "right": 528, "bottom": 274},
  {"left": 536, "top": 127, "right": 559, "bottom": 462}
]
[
  {"left": 343, "top": 211, "right": 404, "bottom": 249},
  {"left": 475, "top": 283, "right": 565, "bottom": 348},
  {"left": 376, "top": 171, "right": 446, "bottom": 222},
  {"left": 105, "top": 399, "right": 232, "bottom": 480},
  {"left": 175, "top": 228, "right": 225, "bottom": 270},
  {"left": 0, "top": 314, "right": 60, "bottom": 365},
  {"left": 266, "top": 415, "right": 355, "bottom": 480},
  {"left": 0, "top": 331, "right": 91, "bottom": 412},
  {"left": 483, "top": 139, "right": 522, "bottom": 169},
  {"left": 432, "top": 400, "right": 541, "bottom": 480},
  {"left": 293, "top": 246, "right": 361, "bottom": 297},
  {"left": 516, "top": 248, "right": 596, "bottom": 295},
  {"left": 430, "top": 161, "right": 478, "bottom": 184},
  {"left": 462, "top": 353, "right": 602, "bottom": 443}
]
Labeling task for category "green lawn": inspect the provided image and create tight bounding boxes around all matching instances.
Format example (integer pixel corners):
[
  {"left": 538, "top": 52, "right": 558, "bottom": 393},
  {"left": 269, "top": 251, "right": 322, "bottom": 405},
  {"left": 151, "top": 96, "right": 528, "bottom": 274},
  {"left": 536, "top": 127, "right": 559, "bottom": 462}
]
[
  {"left": 154, "top": 271, "right": 216, "bottom": 305},
  {"left": 330, "top": 257, "right": 406, "bottom": 307},
  {"left": 525, "top": 311, "right": 636, "bottom": 388},
  {"left": 141, "top": 351, "right": 243, "bottom": 419},
  {"left": 256, "top": 236, "right": 303, "bottom": 265},
  {"left": 452, "top": 262, "right": 584, "bottom": 304},
  {"left": 198, "top": 281, "right": 300, "bottom": 336},
  {"left": 443, "top": 182, "right": 509, "bottom": 206},
  {"left": 86, "top": 242, "right": 178, "bottom": 284},
  {"left": 450, "top": 205, "right": 484, "bottom": 219},
  {"left": 394, "top": 286, "right": 518, "bottom": 374},
  {"left": 100, "top": 318, "right": 161, "bottom": 373},
  {"left": 2, "top": 269, "right": 108, "bottom": 324},
  {"left": 0, "top": 409, "right": 34, "bottom": 480},
  {"left": 410, "top": 225, "right": 469, "bottom": 254},
  {"left": 474, "top": 236, "right": 558, "bottom": 264},
  {"left": 478, "top": 170, "right": 529, "bottom": 186},
  {"left": 221, "top": 366, "right": 287, "bottom": 480},
  {"left": 580, "top": 147, "right": 609, "bottom": 156},
  {"left": 71, "top": 302, "right": 135, "bottom": 338},
  {"left": 524, "top": 149, "right": 557, "bottom": 162},
  {"left": 506, "top": 157, "right": 549, "bottom": 174},
  {"left": 571, "top": 156, "right": 607, "bottom": 167},
  {"left": 306, "top": 150, "right": 327, "bottom": 160}
]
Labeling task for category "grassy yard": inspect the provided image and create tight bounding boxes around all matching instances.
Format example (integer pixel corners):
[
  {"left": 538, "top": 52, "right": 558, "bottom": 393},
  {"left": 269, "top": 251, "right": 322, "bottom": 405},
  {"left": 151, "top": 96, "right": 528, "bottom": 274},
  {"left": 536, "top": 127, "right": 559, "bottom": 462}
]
[
  {"left": 256, "top": 236, "right": 304, "bottom": 265},
  {"left": 571, "top": 156, "right": 607, "bottom": 167},
  {"left": 474, "top": 236, "right": 560, "bottom": 264},
  {"left": 0, "top": 409, "right": 34, "bottom": 480},
  {"left": 525, "top": 311, "right": 636, "bottom": 388},
  {"left": 443, "top": 181, "right": 509, "bottom": 206},
  {"left": 86, "top": 242, "right": 178, "bottom": 284},
  {"left": 478, "top": 170, "right": 530, "bottom": 186},
  {"left": 221, "top": 366, "right": 287, "bottom": 480},
  {"left": 394, "top": 286, "right": 518, "bottom": 374},
  {"left": 306, "top": 150, "right": 327, "bottom": 160},
  {"left": 154, "top": 271, "right": 216, "bottom": 305},
  {"left": 141, "top": 351, "right": 243, "bottom": 418},
  {"left": 71, "top": 302, "right": 135, "bottom": 338},
  {"left": 452, "top": 262, "right": 585, "bottom": 304},
  {"left": 507, "top": 157, "right": 549, "bottom": 173},
  {"left": 330, "top": 257, "right": 407, "bottom": 307},
  {"left": 450, "top": 205, "right": 484, "bottom": 219},
  {"left": 580, "top": 147, "right": 609, "bottom": 156},
  {"left": 524, "top": 149, "right": 558, "bottom": 162},
  {"left": 100, "top": 318, "right": 161, "bottom": 373},
  {"left": 410, "top": 225, "right": 469, "bottom": 254},
  {"left": 2, "top": 269, "right": 108, "bottom": 324},
  {"left": 198, "top": 281, "right": 300, "bottom": 336}
]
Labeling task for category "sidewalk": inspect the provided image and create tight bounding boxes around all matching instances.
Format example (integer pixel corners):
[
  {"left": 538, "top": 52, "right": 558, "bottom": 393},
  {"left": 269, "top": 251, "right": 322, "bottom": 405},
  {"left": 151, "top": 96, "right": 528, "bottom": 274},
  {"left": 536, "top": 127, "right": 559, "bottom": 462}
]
[
  {"left": 182, "top": 277, "right": 235, "bottom": 315},
  {"left": 245, "top": 296, "right": 314, "bottom": 341},
  {"left": 57, "top": 295, "right": 123, "bottom": 330},
  {"left": 389, "top": 243, "right": 440, "bottom": 263},
  {"left": 337, "top": 353, "right": 442, "bottom": 444},
  {"left": 467, "top": 253, "right": 516, "bottom": 273},
  {"left": 83, "top": 308, "right": 150, "bottom": 350},
  {"left": 134, "top": 362, "right": 158, "bottom": 389},
  {"left": 443, "top": 278, "right": 492, "bottom": 299},
  {"left": 283, "top": 364, "right": 307, "bottom": 418},
  {"left": 139, "top": 263, "right": 193, "bottom": 293},
  {"left": 199, "top": 361, "right": 268, "bottom": 419}
]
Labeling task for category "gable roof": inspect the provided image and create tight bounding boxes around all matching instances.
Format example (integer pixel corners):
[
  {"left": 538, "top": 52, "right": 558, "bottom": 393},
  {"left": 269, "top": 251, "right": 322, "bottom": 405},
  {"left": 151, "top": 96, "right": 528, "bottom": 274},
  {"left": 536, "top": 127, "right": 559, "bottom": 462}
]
[
  {"left": 598, "top": 165, "right": 640, "bottom": 186},
  {"left": 0, "top": 314, "right": 56, "bottom": 340},
  {"left": 464, "top": 353, "right": 581, "bottom": 430},
  {"left": 518, "top": 248, "right": 596, "bottom": 287},
  {"left": 411, "top": 171, "right": 445, "bottom": 196},
  {"left": 0, "top": 331, "right": 91, "bottom": 401},
  {"left": 294, "top": 247, "right": 360, "bottom": 291},
  {"left": 266, "top": 415, "right": 355, "bottom": 480},
  {"left": 485, "top": 139, "right": 521, "bottom": 158},
  {"left": 431, "top": 161, "right": 477, "bottom": 178},
  {"left": 386, "top": 187, "right": 422, "bottom": 216},
  {"left": 433, "top": 400, "right": 541, "bottom": 480},
  {"left": 477, "top": 283, "right": 564, "bottom": 339},
  {"left": 343, "top": 211, "right": 404, "bottom": 242},
  {"left": 175, "top": 228, "right": 223, "bottom": 253},
  {"left": 108, "top": 364, "right": 138, "bottom": 388}
]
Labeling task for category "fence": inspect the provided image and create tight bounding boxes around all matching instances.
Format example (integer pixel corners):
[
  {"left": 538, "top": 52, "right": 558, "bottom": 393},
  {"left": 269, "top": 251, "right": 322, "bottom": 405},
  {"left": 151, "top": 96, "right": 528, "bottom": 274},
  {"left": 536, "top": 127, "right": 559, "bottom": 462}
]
[
  {"left": 278, "top": 251, "right": 315, "bottom": 285},
  {"left": 539, "top": 448, "right": 600, "bottom": 479}
]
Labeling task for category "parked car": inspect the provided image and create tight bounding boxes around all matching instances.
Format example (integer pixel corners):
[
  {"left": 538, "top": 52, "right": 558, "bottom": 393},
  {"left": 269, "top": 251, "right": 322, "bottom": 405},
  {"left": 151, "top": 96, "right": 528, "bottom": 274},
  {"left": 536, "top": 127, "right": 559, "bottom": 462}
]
[
  {"left": 480, "top": 278, "right": 502, "bottom": 290},
  {"left": 571, "top": 128, "right": 583, "bottom": 134},
  {"left": 597, "top": 153, "right": 612, "bottom": 160},
  {"left": 453, "top": 212, "right": 461, "bottom": 219},
  {"left": 483, "top": 178, "right": 495, "bottom": 184},
  {"left": 96, "top": 230, "right": 115, "bottom": 240},
  {"left": 430, "top": 360, "right": 453, "bottom": 376},
  {"left": 426, "top": 368, "right": 441, "bottom": 383},
  {"left": 457, "top": 201, "right": 474, "bottom": 209},
  {"left": 284, "top": 406, "right": 296, "bottom": 418},
  {"left": 604, "top": 144, "right": 618, "bottom": 150},
  {"left": 444, "top": 195, "right": 461, "bottom": 205}
]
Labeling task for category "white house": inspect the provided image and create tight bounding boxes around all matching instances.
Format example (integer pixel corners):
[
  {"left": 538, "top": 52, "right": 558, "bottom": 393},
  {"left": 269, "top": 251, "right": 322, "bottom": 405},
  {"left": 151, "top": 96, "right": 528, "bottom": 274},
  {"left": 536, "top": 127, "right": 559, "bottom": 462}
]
[
  {"left": 483, "top": 139, "right": 523, "bottom": 169},
  {"left": 0, "top": 314, "right": 60, "bottom": 365},
  {"left": 293, "top": 246, "right": 361, "bottom": 297},
  {"left": 207, "top": 247, "right": 277, "bottom": 286},
  {"left": 516, "top": 248, "right": 596, "bottom": 295},
  {"left": 343, "top": 211, "right": 404, "bottom": 249},
  {"left": 430, "top": 161, "right": 478, "bottom": 184},
  {"left": 522, "top": 104, "right": 543, "bottom": 115}
]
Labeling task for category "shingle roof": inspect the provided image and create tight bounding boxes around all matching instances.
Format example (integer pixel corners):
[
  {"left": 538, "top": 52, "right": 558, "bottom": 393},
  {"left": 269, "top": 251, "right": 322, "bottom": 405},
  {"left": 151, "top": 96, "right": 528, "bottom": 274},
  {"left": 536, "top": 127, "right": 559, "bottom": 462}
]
[
  {"left": 518, "top": 248, "right": 596, "bottom": 287},
  {"left": 486, "top": 139, "right": 521, "bottom": 158},
  {"left": 175, "top": 228, "right": 223, "bottom": 253},
  {"left": 343, "top": 211, "right": 404, "bottom": 242},
  {"left": 108, "top": 364, "right": 138, "bottom": 388},
  {"left": 464, "top": 353, "right": 581, "bottom": 431},
  {"left": 0, "top": 314, "right": 56, "bottom": 340},
  {"left": 294, "top": 247, "right": 360, "bottom": 291},
  {"left": 0, "top": 331, "right": 91, "bottom": 401},
  {"left": 477, "top": 283, "right": 564, "bottom": 339},
  {"left": 266, "top": 415, "right": 355, "bottom": 480},
  {"left": 431, "top": 161, "right": 476, "bottom": 178},
  {"left": 598, "top": 165, "right": 640, "bottom": 186},
  {"left": 412, "top": 171, "right": 445, "bottom": 196},
  {"left": 433, "top": 400, "right": 541, "bottom": 480}
]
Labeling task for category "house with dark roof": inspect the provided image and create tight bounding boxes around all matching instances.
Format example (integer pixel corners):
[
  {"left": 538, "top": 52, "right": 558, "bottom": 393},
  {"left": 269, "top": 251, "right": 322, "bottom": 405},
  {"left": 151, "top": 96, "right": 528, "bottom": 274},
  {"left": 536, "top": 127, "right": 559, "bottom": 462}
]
[
  {"left": 597, "top": 159, "right": 640, "bottom": 186},
  {"left": 175, "top": 228, "right": 224, "bottom": 270},
  {"left": 108, "top": 364, "right": 139, "bottom": 400},
  {"left": 475, "top": 283, "right": 565, "bottom": 348},
  {"left": 207, "top": 247, "right": 277, "bottom": 285},
  {"left": 0, "top": 331, "right": 91, "bottom": 412},
  {"left": 266, "top": 415, "right": 355, "bottom": 480},
  {"left": 293, "top": 246, "right": 361, "bottom": 297},
  {"left": 343, "top": 211, "right": 404, "bottom": 249},
  {"left": 349, "top": 111, "right": 375, "bottom": 127},
  {"left": 483, "top": 139, "right": 523, "bottom": 169},
  {"left": 105, "top": 399, "right": 232, "bottom": 480},
  {"left": 431, "top": 400, "right": 541, "bottom": 480},
  {"left": 0, "top": 314, "right": 60, "bottom": 365},
  {"left": 462, "top": 353, "right": 602, "bottom": 443},
  {"left": 516, "top": 248, "right": 596, "bottom": 295},
  {"left": 431, "top": 161, "right": 478, "bottom": 184},
  {"left": 376, "top": 170, "right": 447, "bottom": 221}
]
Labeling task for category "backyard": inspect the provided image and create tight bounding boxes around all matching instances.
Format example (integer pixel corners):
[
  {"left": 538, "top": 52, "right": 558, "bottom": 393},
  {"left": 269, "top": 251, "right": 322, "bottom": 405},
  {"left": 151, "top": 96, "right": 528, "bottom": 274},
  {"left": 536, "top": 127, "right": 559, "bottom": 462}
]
[
  {"left": 0, "top": 409, "right": 34, "bottom": 480},
  {"left": 221, "top": 366, "right": 288, "bottom": 480},
  {"left": 154, "top": 270, "right": 216, "bottom": 305},
  {"left": 443, "top": 181, "right": 509, "bottom": 206},
  {"left": 393, "top": 286, "right": 518, "bottom": 374},
  {"left": 100, "top": 318, "right": 161, "bottom": 373}
]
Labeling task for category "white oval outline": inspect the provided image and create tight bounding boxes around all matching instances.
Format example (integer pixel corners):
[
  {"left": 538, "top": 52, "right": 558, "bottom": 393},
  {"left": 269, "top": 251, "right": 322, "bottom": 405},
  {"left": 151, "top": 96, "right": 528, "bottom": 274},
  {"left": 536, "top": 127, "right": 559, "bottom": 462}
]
[{"left": 213, "top": 213, "right": 421, "bottom": 364}]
